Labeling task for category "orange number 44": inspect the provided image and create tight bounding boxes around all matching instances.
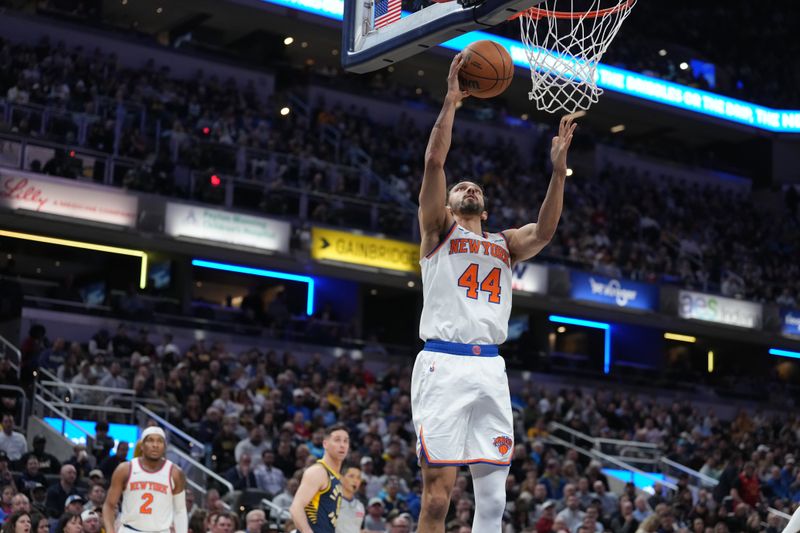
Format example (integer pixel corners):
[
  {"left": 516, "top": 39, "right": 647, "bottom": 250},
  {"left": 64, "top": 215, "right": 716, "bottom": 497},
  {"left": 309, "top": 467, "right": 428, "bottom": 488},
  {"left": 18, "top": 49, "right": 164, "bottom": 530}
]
[
  {"left": 140, "top": 492, "right": 154, "bottom": 514},
  {"left": 457, "top": 264, "right": 502, "bottom": 303}
]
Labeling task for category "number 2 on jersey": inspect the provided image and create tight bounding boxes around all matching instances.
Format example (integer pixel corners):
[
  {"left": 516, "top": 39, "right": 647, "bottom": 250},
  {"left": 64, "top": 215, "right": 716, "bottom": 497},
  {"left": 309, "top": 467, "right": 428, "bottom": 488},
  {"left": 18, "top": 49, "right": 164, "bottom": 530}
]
[
  {"left": 457, "top": 264, "right": 502, "bottom": 303},
  {"left": 140, "top": 492, "right": 154, "bottom": 514}
]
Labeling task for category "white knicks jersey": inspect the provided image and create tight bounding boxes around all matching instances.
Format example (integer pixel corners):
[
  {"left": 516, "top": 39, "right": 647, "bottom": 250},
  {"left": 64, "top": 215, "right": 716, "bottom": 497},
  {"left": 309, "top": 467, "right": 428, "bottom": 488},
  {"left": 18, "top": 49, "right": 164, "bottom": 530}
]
[
  {"left": 120, "top": 459, "right": 176, "bottom": 532},
  {"left": 420, "top": 222, "right": 512, "bottom": 344}
]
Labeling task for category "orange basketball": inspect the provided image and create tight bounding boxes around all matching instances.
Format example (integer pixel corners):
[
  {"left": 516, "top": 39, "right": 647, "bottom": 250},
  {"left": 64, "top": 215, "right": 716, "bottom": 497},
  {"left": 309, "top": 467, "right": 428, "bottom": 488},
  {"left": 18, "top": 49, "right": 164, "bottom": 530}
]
[{"left": 458, "top": 40, "right": 514, "bottom": 99}]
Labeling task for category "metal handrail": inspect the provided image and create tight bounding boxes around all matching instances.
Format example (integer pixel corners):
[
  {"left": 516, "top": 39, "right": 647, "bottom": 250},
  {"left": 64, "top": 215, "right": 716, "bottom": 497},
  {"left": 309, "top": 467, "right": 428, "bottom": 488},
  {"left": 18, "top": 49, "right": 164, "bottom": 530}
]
[
  {"left": 261, "top": 498, "right": 291, "bottom": 522},
  {"left": 659, "top": 457, "right": 719, "bottom": 486},
  {"left": 33, "top": 394, "right": 95, "bottom": 442},
  {"left": 40, "top": 381, "right": 136, "bottom": 395},
  {"left": 546, "top": 434, "right": 677, "bottom": 491},
  {"left": 135, "top": 404, "right": 204, "bottom": 455},
  {"left": 168, "top": 445, "right": 233, "bottom": 495},
  {"left": 0, "top": 334, "right": 21, "bottom": 375},
  {"left": 594, "top": 437, "right": 660, "bottom": 449}
]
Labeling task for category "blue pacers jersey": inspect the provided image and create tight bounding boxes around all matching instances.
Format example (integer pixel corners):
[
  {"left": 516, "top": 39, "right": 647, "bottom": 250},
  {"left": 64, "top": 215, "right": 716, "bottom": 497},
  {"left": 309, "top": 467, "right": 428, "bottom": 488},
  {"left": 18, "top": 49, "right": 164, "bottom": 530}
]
[{"left": 304, "top": 460, "right": 342, "bottom": 532}]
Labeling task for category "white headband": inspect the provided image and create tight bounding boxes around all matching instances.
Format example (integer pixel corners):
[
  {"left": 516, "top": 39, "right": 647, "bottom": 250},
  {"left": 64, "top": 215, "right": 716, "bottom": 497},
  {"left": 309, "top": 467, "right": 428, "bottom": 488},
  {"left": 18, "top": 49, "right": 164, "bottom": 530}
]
[{"left": 140, "top": 427, "right": 166, "bottom": 442}]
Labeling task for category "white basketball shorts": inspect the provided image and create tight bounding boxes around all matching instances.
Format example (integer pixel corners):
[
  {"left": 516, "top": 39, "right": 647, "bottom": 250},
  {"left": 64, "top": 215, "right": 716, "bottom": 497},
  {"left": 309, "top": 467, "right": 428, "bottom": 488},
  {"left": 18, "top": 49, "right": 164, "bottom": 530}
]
[{"left": 411, "top": 339, "right": 514, "bottom": 467}]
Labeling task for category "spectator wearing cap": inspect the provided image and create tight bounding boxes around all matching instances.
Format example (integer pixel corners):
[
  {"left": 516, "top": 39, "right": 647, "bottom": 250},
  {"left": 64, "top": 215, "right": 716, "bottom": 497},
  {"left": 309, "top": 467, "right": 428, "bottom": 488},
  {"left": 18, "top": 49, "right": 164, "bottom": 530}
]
[
  {"left": 363, "top": 498, "right": 387, "bottom": 532},
  {"left": 64, "top": 495, "right": 86, "bottom": 516},
  {"left": 80, "top": 510, "right": 100, "bottom": 533},
  {"left": 87, "top": 470, "right": 104, "bottom": 487},
  {"left": 253, "top": 449, "right": 285, "bottom": 497},
  {"left": 88, "top": 422, "right": 114, "bottom": 463},
  {"left": 360, "top": 457, "right": 383, "bottom": 500},
  {"left": 223, "top": 453, "right": 258, "bottom": 490},
  {"left": 83, "top": 484, "right": 105, "bottom": 513},
  {"left": 286, "top": 389, "right": 311, "bottom": 421},
  {"left": 30, "top": 483, "right": 47, "bottom": 516},
  {"left": 234, "top": 426, "right": 269, "bottom": 468},
  {"left": 45, "top": 464, "right": 79, "bottom": 518},
  {"left": 16, "top": 456, "right": 46, "bottom": 494},
  {"left": 271, "top": 478, "right": 298, "bottom": 512},
  {"left": 536, "top": 500, "right": 557, "bottom": 533},
  {"left": 21, "top": 436, "right": 61, "bottom": 475},
  {"left": 0, "top": 415, "right": 26, "bottom": 464}
]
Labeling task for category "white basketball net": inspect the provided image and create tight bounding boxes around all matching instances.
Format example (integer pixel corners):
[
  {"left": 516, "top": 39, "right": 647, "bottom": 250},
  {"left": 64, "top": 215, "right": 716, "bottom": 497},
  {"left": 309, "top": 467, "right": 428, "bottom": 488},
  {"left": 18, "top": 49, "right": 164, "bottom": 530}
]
[{"left": 518, "top": 0, "right": 636, "bottom": 114}]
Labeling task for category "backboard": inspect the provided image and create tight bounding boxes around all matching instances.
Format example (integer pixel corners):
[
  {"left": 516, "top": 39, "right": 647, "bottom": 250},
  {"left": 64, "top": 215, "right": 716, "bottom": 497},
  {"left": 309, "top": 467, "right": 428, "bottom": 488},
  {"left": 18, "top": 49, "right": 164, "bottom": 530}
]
[{"left": 342, "top": 0, "right": 545, "bottom": 73}]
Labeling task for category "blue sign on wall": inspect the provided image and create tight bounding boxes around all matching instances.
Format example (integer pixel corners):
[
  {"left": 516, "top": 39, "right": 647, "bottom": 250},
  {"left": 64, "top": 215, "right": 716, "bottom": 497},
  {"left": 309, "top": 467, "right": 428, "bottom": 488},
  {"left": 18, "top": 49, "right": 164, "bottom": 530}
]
[
  {"left": 44, "top": 417, "right": 138, "bottom": 459},
  {"left": 783, "top": 309, "right": 800, "bottom": 338},
  {"left": 570, "top": 271, "right": 658, "bottom": 311}
]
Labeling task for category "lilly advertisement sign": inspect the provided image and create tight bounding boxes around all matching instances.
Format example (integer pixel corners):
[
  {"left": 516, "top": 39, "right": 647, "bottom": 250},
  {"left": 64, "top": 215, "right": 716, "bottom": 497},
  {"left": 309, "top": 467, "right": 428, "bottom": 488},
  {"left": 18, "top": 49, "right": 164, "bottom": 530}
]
[
  {"left": 678, "top": 290, "right": 762, "bottom": 329},
  {"left": 782, "top": 309, "right": 800, "bottom": 338},
  {"left": 570, "top": 271, "right": 657, "bottom": 311}
]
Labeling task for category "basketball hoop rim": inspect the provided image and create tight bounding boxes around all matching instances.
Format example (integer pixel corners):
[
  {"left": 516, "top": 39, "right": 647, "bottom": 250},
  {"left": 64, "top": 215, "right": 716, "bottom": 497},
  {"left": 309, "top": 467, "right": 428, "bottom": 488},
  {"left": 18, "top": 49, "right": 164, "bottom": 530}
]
[{"left": 510, "top": 0, "right": 634, "bottom": 21}]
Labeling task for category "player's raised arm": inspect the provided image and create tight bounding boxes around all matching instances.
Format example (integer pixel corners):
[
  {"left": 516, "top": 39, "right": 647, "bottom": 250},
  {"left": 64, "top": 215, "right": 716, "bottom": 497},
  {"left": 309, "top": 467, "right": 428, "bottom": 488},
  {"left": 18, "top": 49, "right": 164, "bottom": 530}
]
[
  {"left": 103, "top": 462, "right": 131, "bottom": 533},
  {"left": 418, "top": 53, "right": 469, "bottom": 237},
  {"left": 503, "top": 114, "right": 577, "bottom": 263}
]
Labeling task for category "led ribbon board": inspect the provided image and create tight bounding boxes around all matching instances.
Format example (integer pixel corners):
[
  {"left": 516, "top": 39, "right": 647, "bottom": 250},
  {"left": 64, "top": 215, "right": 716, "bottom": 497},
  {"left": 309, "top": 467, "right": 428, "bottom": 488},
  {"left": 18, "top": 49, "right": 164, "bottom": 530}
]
[
  {"left": 191, "top": 259, "right": 315, "bottom": 315},
  {"left": 549, "top": 314, "right": 611, "bottom": 374},
  {"left": 0, "top": 229, "right": 148, "bottom": 289},
  {"left": 262, "top": 0, "right": 800, "bottom": 132}
]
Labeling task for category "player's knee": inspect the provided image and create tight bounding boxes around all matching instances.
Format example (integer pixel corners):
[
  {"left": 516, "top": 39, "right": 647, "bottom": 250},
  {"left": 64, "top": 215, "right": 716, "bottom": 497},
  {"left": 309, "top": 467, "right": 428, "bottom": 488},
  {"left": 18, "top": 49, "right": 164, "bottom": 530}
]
[
  {"left": 476, "top": 488, "right": 506, "bottom": 517},
  {"left": 422, "top": 492, "right": 450, "bottom": 520}
]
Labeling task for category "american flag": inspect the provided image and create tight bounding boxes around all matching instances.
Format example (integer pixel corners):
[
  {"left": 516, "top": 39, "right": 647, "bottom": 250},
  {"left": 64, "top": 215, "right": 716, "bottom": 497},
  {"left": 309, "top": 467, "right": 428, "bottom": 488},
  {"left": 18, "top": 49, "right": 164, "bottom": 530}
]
[{"left": 374, "top": 0, "right": 401, "bottom": 29}]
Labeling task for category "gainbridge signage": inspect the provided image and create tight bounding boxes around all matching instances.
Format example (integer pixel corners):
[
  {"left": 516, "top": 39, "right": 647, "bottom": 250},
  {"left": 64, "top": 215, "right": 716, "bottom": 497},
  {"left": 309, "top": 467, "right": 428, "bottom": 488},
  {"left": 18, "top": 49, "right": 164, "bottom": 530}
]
[{"left": 311, "top": 227, "right": 419, "bottom": 273}]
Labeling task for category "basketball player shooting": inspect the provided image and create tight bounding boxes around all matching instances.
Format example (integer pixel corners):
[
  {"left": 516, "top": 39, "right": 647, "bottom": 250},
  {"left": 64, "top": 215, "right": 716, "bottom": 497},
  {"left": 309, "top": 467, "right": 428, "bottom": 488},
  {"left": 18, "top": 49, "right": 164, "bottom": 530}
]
[
  {"left": 412, "top": 52, "right": 576, "bottom": 533},
  {"left": 103, "top": 427, "right": 188, "bottom": 533}
]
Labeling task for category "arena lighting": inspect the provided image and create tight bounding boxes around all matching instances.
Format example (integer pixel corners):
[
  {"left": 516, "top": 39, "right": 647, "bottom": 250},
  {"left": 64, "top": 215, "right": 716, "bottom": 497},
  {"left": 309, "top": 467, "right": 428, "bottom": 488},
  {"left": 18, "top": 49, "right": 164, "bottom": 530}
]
[
  {"left": 565, "top": 168, "right": 574, "bottom": 177},
  {"left": 209, "top": 174, "right": 221, "bottom": 187},
  {"left": 664, "top": 332, "right": 696, "bottom": 343},
  {"left": 284, "top": 37, "right": 295, "bottom": 45},
  {"left": 679, "top": 62, "right": 690, "bottom": 70},
  {"left": 769, "top": 348, "right": 800, "bottom": 359},
  {"left": 610, "top": 124, "right": 625, "bottom": 133},
  {"left": 191, "top": 259, "right": 315, "bottom": 315},
  {"left": 549, "top": 315, "right": 611, "bottom": 374},
  {"left": 707, "top": 350, "right": 714, "bottom": 373},
  {"left": 258, "top": 0, "right": 800, "bottom": 132},
  {"left": 280, "top": 107, "right": 291, "bottom": 116},
  {"left": 0, "top": 229, "right": 148, "bottom": 289}
]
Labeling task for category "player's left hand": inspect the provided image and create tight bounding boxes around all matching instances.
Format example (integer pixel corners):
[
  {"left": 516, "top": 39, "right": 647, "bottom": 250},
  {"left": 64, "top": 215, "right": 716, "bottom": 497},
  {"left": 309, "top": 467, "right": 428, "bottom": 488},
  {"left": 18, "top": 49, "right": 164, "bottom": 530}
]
[{"left": 551, "top": 113, "right": 578, "bottom": 176}]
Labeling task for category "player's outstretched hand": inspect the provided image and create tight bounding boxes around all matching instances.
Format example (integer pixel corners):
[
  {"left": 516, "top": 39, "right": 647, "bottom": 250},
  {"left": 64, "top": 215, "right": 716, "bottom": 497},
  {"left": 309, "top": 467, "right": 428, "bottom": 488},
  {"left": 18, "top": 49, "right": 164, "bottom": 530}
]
[
  {"left": 551, "top": 113, "right": 578, "bottom": 176},
  {"left": 446, "top": 52, "right": 470, "bottom": 103}
]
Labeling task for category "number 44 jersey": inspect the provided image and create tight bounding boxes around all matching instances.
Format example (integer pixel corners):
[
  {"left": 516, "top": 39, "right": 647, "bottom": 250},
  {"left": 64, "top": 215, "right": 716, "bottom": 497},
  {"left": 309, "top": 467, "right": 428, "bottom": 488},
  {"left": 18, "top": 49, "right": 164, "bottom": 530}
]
[
  {"left": 120, "top": 458, "right": 176, "bottom": 532},
  {"left": 419, "top": 223, "right": 512, "bottom": 345}
]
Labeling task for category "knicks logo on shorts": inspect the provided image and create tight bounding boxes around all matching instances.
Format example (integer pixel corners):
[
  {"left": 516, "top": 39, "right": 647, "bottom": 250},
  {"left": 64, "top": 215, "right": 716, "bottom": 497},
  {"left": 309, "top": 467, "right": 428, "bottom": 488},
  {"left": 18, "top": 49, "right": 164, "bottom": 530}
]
[{"left": 493, "top": 435, "right": 512, "bottom": 455}]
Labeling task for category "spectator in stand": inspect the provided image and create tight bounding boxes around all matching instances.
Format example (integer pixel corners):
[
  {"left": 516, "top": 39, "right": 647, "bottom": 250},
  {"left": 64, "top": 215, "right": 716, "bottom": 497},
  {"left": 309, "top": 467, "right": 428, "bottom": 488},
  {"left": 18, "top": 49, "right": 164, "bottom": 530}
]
[
  {"left": 53, "top": 512, "right": 82, "bottom": 533},
  {"left": 254, "top": 449, "right": 285, "bottom": 497},
  {"left": 98, "top": 442, "right": 128, "bottom": 479},
  {"left": 44, "top": 465, "right": 79, "bottom": 518},
  {"left": 80, "top": 510, "right": 100, "bottom": 533},
  {"left": 83, "top": 484, "right": 105, "bottom": 514},
  {"left": 271, "top": 478, "right": 299, "bottom": 513},
  {"left": 0, "top": 415, "right": 26, "bottom": 465},
  {"left": 88, "top": 422, "right": 114, "bottom": 463},
  {"left": 363, "top": 498, "right": 388, "bottom": 532},
  {"left": 243, "top": 510, "right": 265, "bottom": 533},
  {"left": 64, "top": 446, "right": 94, "bottom": 480},
  {"left": 1, "top": 511, "right": 31, "bottom": 533},
  {"left": 15, "top": 457, "right": 47, "bottom": 495},
  {"left": 223, "top": 454, "right": 258, "bottom": 491},
  {"left": 234, "top": 426, "right": 270, "bottom": 468}
]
